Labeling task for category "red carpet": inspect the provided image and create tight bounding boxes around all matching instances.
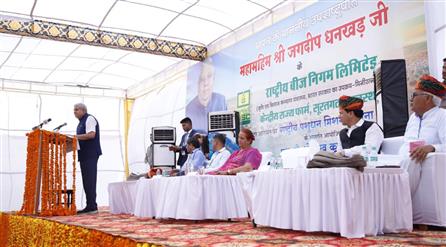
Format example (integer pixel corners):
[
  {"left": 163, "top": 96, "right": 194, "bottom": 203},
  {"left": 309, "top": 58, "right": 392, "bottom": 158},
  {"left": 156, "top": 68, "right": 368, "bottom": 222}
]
[{"left": 2, "top": 210, "right": 446, "bottom": 246}]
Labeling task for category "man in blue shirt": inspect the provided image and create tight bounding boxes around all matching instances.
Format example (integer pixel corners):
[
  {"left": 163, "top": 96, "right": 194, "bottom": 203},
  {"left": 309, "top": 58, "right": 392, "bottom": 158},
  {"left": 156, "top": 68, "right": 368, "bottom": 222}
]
[
  {"left": 186, "top": 59, "right": 227, "bottom": 132},
  {"left": 180, "top": 136, "right": 206, "bottom": 174}
]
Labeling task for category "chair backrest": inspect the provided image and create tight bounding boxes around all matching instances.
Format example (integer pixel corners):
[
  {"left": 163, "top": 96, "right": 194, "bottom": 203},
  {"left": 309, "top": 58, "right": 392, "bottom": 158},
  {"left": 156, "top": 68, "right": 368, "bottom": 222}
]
[
  {"left": 258, "top": 152, "right": 273, "bottom": 171},
  {"left": 281, "top": 147, "right": 310, "bottom": 169},
  {"left": 381, "top": 136, "right": 404, "bottom": 154}
]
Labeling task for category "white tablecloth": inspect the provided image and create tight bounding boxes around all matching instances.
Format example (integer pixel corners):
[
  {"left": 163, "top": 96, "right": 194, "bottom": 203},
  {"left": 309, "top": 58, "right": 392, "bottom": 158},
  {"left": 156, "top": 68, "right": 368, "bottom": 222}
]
[
  {"left": 239, "top": 168, "right": 412, "bottom": 238},
  {"left": 400, "top": 153, "right": 446, "bottom": 226},
  {"left": 108, "top": 181, "right": 138, "bottom": 214},
  {"left": 133, "top": 175, "right": 248, "bottom": 220}
]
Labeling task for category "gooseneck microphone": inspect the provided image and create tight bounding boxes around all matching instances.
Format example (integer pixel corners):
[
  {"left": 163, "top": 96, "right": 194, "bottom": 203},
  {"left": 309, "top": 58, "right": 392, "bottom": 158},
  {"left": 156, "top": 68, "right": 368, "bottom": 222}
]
[
  {"left": 32, "top": 118, "right": 52, "bottom": 130},
  {"left": 53, "top": 122, "right": 67, "bottom": 132}
]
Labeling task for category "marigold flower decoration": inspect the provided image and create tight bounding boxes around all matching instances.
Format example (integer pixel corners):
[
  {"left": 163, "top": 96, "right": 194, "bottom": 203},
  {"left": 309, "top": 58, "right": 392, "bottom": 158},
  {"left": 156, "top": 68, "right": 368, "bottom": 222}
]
[{"left": 19, "top": 129, "right": 77, "bottom": 216}]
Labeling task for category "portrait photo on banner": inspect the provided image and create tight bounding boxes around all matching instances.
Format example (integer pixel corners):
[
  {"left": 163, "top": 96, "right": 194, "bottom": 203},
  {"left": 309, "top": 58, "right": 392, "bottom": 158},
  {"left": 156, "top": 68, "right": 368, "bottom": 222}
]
[{"left": 186, "top": 57, "right": 228, "bottom": 133}]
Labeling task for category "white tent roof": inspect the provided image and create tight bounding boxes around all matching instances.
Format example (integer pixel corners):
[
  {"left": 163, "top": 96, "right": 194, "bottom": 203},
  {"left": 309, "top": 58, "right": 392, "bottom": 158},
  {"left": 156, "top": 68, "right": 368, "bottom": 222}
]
[
  {"left": 0, "top": 33, "right": 181, "bottom": 90},
  {"left": 0, "top": 0, "right": 287, "bottom": 91}
]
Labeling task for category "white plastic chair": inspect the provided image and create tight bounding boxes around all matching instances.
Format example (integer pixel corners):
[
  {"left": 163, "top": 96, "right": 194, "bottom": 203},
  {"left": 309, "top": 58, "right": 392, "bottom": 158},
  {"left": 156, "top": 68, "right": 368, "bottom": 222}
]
[
  {"left": 381, "top": 136, "right": 404, "bottom": 154},
  {"left": 258, "top": 152, "right": 273, "bottom": 171},
  {"left": 280, "top": 148, "right": 310, "bottom": 169}
]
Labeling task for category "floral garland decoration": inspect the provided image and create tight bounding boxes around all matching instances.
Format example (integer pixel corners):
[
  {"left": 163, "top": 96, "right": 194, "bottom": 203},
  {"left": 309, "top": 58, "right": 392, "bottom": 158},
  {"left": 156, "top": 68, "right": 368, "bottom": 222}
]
[{"left": 19, "top": 130, "right": 77, "bottom": 216}]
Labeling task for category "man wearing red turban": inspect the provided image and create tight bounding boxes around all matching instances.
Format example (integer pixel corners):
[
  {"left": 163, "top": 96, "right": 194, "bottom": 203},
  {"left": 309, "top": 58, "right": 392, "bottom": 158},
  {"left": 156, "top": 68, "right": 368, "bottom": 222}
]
[
  {"left": 399, "top": 74, "right": 446, "bottom": 194},
  {"left": 336, "top": 95, "right": 384, "bottom": 157},
  {"left": 400, "top": 74, "right": 446, "bottom": 162}
]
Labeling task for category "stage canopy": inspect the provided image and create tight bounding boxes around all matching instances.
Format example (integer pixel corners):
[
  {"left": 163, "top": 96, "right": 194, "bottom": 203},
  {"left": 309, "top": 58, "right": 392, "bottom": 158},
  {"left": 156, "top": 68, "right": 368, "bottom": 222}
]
[{"left": 0, "top": 0, "right": 289, "bottom": 93}]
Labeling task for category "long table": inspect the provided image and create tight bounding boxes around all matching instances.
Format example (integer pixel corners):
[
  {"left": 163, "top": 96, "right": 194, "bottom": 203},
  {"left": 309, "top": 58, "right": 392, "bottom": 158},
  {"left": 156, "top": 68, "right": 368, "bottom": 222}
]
[
  {"left": 108, "top": 180, "right": 138, "bottom": 214},
  {"left": 109, "top": 167, "right": 413, "bottom": 238},
  {"left": 109, "top": 175, "right": 248, "bottom": 220},
  {"left": 238, "top": 168, "right": 413, "bottom": 238}
]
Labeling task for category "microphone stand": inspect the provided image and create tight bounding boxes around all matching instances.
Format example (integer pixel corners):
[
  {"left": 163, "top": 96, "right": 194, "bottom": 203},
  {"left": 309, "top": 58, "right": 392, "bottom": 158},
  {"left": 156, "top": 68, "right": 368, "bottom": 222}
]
[
  {"left": 32, "top": 119, "right": 52, "bottom": 131},
  {"left": 53, "top": 123, "right": 67, "bottom": 132},
  {"left": 32, "top": 123, "right": 44, "bottom": 131}
]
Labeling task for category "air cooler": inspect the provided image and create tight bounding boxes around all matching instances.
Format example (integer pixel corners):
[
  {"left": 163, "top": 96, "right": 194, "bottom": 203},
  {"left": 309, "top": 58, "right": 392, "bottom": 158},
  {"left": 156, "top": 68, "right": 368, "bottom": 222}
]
[
  {"left": 208, "top": 111, "right": 240, "bottom": 151},
  {"left": 151, "top": 126, "right": 176, "bottom": 167}
]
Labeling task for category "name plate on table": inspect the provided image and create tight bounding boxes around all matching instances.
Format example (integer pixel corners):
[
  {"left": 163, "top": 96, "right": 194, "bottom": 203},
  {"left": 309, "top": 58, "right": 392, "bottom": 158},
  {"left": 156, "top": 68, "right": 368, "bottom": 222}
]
[
  {"left": 374, "top": 154, "right": 404, "bottom": 167},
  {"left": 186, "top": 172, "right": 199, "bottom": 176}
]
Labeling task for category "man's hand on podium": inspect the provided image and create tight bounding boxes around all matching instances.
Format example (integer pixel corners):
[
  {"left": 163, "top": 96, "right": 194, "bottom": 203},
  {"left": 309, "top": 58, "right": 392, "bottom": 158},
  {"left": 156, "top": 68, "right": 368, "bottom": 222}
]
[{"left": 75, "top": 131, "right": 96, "bottom": 141}]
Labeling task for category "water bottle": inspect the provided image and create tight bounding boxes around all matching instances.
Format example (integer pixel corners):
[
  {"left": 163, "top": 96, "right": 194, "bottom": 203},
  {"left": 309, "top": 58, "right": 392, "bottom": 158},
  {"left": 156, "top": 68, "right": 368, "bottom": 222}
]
[
  {"left": 369, "top": 146, "right": 378, "bottom": 167},
  {"left": 361, "top": 145, "right": 369, "bottom": 163},
  {"left": 184, "top": 162, "right": 189, "bottom": 175},
  {"left": 270, "top": 157, "right": 277, "bottom": 169},
  {"left": 162, "top": 169, "right": 169, "bottom": 177},
  {"left": 276, "top": 157, "right": 283, "bottom": 169},
  {"left": 189, "top": 163, "right": 195, "bottom": 174}
]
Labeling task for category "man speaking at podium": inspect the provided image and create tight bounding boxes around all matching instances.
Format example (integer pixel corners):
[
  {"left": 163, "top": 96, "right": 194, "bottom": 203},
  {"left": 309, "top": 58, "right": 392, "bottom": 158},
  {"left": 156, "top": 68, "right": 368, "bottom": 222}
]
[{"left": 74, "top": 103, "right": 102, "bottom": 214}]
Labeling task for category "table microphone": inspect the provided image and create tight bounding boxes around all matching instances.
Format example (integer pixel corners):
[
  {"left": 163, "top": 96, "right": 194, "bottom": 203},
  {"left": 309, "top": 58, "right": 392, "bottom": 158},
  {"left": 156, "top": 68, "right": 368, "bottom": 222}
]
[
  {"left": 32, "top": 118, "right": 52, "bottom": 130},
  {"left": 53, "top": 122, "right": 67, "bottom": 132}
]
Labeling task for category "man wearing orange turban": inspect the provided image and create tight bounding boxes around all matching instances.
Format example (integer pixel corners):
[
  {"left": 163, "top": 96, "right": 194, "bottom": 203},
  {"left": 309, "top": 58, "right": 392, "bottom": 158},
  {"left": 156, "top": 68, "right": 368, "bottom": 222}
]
[
  {"left": 336, "top": 95, "right": 383, "bottom": 157},
  {"left": 399, "top": 74, "right": 446, "bottom": 162},
  {"left": 399, "top": 74, "right": 446, "bottom": 194}
]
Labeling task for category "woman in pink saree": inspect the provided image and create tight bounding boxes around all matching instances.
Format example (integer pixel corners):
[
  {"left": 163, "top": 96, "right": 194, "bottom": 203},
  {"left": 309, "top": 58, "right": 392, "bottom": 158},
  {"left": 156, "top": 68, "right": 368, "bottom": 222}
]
[{"left": 208, "top": 128, "right": 262, "bottom": 175}]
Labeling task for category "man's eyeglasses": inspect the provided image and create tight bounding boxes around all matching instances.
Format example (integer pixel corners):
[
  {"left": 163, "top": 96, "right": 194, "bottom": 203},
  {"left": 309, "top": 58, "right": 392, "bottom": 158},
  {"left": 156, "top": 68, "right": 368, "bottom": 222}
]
[{"left": 410, "top": 92, "right": 429, "bottom": 101}]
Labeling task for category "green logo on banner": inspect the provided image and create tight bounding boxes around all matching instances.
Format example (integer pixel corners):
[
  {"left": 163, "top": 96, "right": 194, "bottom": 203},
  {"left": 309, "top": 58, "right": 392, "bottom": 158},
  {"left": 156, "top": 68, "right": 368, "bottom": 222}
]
[
  {"left": 237, "top": 90, "right": 251, "bottom": 125},
  {"left": 237, "top": 90, "right": 250, "bottom": 107}
]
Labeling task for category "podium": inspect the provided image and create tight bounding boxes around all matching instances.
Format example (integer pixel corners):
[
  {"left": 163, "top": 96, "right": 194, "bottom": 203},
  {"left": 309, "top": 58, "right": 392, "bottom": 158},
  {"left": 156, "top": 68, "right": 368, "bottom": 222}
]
[{"left": 19, "top": 129, "right": 78, "bottom": 216}]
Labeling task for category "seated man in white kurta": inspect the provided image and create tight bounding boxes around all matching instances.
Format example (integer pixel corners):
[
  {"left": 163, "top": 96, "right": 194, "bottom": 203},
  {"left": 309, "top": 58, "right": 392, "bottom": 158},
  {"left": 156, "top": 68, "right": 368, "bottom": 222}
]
[
  {"left": 204, "top": 133, "right": 231, "bottom": 173},
  {"left": 399, "top": 75, "right": 446, "bottom": 193}
]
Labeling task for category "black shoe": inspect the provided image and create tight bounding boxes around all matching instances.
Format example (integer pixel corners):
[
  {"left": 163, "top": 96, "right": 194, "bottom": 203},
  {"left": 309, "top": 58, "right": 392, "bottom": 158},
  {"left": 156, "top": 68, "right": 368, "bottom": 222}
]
[{"left": 77, "top": 207, "right": 98, "bottom": 214}]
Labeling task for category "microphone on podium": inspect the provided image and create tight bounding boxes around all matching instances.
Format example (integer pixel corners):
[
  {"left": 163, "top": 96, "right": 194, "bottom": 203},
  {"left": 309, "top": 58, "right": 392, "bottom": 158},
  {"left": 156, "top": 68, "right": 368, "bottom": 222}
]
[
  {"left": 53, "top": 123, "right": 67, "bottom": 132},
  {"left": 32, "top": 118, "right": 52, "bottom": 130}
]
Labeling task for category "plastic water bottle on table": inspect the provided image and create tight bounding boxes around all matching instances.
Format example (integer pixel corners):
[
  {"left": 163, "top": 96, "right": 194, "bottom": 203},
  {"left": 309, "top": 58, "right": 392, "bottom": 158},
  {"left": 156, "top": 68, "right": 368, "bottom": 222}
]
[
  {"left": 369, "top": 146, "right": 379, "bottom": 167},
  {"left": 361, "top": 145, "right": 369, "bottom": 164}
]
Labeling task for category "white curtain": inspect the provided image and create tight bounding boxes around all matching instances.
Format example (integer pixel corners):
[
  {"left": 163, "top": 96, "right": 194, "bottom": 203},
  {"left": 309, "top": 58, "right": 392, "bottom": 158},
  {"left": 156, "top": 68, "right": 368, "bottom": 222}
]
[
  {"left": 0, "top": 91, "right": 125, "bottom": 211},
  {"left": 127, "top": 75, "right": 187, "bottom": 174}
]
